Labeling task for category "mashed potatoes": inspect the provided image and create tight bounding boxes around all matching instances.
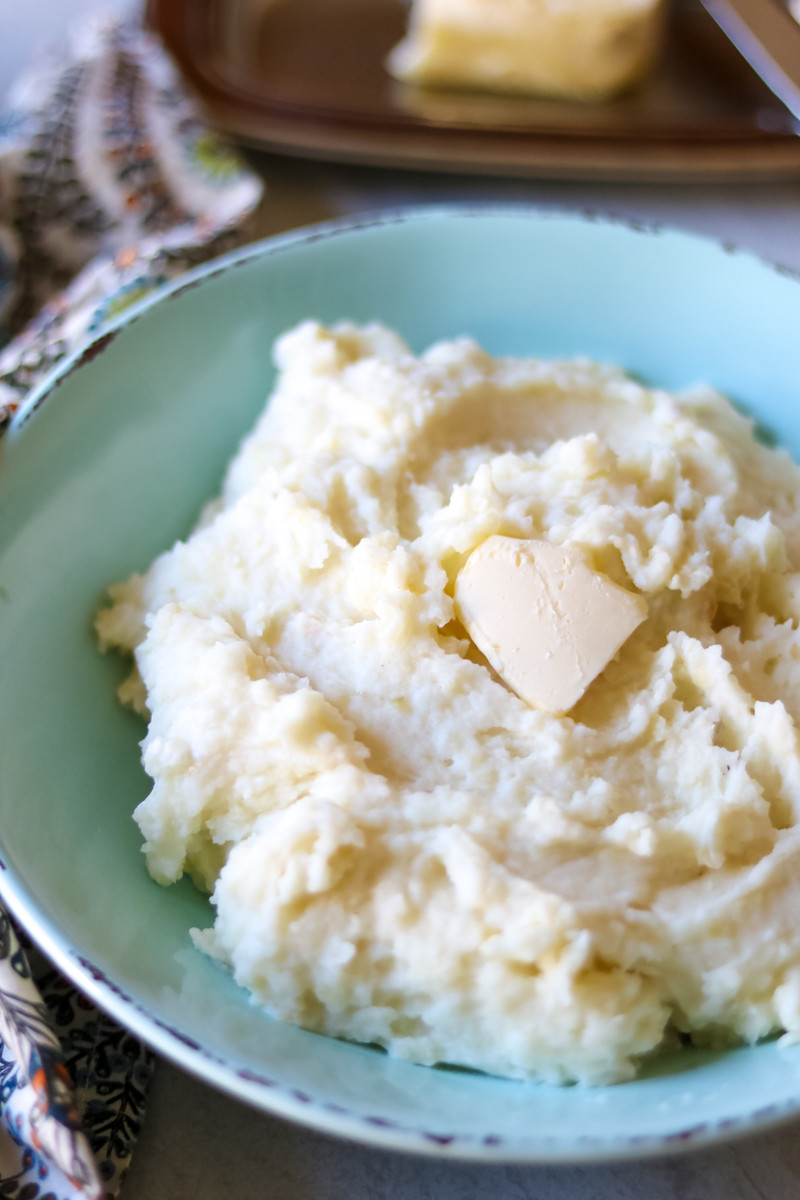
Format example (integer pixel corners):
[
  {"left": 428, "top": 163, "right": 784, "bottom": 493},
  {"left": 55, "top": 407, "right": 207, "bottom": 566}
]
[{"left": 96, "top": 321, "right": 800, "bottom": 1085}]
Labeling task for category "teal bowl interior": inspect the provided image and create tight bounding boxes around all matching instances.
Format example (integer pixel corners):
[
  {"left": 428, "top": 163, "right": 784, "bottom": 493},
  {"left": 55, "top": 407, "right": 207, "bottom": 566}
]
[{"left": 3, "top": 207, "right": 800, "bottom": 1160}]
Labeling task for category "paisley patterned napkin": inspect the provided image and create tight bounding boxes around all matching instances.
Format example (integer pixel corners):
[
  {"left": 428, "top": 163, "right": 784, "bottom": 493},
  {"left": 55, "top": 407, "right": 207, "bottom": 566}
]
[
  {"left": 0, "top": 915, "right": 149, "bottom": 1200},
  {"left": 0, "top": 14, "right": 262, "bottom": 426},
  {"left": 0, "top": 14, "right": 263, "bottom": 1198}
]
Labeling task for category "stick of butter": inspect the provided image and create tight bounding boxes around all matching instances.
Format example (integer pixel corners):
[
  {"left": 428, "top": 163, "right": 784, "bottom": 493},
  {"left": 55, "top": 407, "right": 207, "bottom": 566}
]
[
  {"left": 454, "top": 536, "right": 647, "bottom": 713},
  {"left": 388, "top": 0, "right": 663, "bottom": 101}
]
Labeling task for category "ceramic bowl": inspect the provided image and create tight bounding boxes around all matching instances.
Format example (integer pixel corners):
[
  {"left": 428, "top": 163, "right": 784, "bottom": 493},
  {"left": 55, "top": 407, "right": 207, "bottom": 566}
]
[{"left": 3, "top": 207, "right": 800, "bottom": 1162}]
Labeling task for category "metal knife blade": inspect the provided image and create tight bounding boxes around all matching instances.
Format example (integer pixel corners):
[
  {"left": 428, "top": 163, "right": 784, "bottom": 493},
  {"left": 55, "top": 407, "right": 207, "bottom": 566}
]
[{"left": 699, "top": 0, "right": 800, "bottom": 123}]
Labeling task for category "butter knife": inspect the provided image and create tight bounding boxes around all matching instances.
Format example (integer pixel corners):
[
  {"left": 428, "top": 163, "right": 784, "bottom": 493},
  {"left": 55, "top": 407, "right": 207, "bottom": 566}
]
[{"left": 700, "top": 0, "right": 800, "bottom": 122}]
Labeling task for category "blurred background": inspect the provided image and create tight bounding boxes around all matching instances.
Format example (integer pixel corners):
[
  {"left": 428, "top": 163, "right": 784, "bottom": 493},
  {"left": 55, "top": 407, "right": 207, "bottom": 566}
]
[{"left": 1, "top": 0, "right": 131, "bottom": 99}]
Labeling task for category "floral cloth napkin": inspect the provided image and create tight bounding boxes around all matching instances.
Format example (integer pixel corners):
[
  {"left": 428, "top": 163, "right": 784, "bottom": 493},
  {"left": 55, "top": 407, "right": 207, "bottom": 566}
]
[{"left": 0, "top": 14, "right": 263, "bottom": 1198}]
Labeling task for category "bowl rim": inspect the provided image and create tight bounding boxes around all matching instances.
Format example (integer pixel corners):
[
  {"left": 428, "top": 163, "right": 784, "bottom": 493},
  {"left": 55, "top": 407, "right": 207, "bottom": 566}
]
[
  {"left": 4, "top": 203, "right": 800, "bottom": 1163},
  {"left": 12, "top": 200, "right": 798, "bottom": 442}
]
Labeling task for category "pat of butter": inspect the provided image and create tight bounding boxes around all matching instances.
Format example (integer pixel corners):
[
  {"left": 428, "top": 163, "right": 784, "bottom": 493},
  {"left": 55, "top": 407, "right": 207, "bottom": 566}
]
[
  {"left": 454, "top": 536, "right": 647, "bottom": 713},
  {"left": 388, "top": 0, "right": 663, "bottom": 101}
]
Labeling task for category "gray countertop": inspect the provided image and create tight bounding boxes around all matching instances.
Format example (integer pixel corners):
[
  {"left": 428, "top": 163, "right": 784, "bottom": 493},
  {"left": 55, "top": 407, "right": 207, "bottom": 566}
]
[{"left": 125, "top": 1054, "right": 800, "bottom": 1200}]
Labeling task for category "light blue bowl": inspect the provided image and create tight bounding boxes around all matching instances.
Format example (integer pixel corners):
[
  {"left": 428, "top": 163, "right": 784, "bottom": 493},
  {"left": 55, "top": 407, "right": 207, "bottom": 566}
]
[{"left": 3, "top": 207, "right": 800, "bottom": 1162}]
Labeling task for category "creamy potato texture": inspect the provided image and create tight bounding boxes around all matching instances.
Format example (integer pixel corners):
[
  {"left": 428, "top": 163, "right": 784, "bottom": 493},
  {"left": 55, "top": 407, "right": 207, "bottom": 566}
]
[{"left": 97, "top": 322, "right": 800, "bottom": 1085}]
